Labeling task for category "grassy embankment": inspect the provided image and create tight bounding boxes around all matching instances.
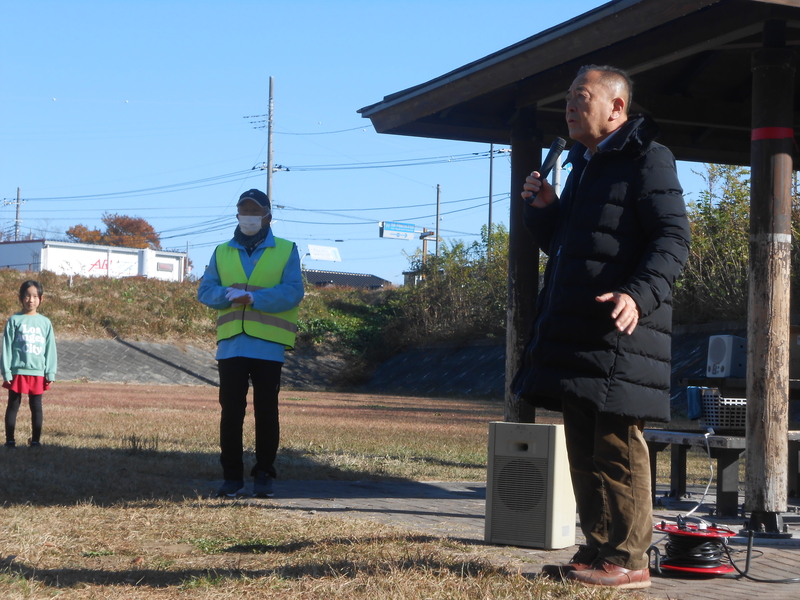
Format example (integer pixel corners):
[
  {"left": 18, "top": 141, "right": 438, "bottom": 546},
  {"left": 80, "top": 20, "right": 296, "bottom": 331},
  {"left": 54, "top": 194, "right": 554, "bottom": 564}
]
[{"left": 1, "top": 270, "right": 403, "bottom": 384}]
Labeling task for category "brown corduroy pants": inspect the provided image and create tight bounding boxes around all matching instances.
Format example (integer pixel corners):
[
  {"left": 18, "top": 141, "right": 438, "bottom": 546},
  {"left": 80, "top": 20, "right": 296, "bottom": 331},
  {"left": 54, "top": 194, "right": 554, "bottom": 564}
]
[{"left": 561, "top": 398, "right": 653, "bottom": 571}]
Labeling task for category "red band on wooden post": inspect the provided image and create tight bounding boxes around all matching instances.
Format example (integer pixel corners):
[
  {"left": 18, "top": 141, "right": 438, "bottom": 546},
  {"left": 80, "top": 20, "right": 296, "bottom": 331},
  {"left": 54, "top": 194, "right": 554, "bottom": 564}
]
[{"left": 751, "top": 127, "right": 795, "bottom": 141}]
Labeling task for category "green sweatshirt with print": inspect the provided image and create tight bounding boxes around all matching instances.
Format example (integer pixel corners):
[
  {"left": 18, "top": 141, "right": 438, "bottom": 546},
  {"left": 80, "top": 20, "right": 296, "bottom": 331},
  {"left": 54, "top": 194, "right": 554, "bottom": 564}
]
[{"left": 1, "top": 313, "right": 58, "bottom": 382}]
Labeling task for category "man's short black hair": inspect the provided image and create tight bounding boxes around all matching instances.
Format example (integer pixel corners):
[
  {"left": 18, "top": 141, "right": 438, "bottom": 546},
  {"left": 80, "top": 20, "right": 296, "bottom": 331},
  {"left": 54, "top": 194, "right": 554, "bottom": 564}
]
[{"left": 577, "top": 65, "right": 634, "bottom": 113}]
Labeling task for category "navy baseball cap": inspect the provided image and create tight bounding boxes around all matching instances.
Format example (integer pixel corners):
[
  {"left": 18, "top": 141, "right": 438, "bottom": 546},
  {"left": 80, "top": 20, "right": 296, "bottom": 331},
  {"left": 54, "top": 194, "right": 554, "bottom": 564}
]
[{"left": 237, "top": 189, "right": 271, "bottom": 209}]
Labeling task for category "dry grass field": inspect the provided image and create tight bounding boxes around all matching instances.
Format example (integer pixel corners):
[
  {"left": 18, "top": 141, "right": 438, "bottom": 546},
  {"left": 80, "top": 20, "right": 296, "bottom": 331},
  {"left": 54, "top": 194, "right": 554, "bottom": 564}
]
[{"left": 0, "top": 381, "right": 685, "bottom": 599}]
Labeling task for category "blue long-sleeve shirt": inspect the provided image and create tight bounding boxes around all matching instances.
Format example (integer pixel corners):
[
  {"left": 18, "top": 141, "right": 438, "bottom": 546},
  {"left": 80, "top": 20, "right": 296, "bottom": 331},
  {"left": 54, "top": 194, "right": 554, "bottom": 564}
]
[{"left": 197, "top": 229, "right": 304, "bottom": 362}]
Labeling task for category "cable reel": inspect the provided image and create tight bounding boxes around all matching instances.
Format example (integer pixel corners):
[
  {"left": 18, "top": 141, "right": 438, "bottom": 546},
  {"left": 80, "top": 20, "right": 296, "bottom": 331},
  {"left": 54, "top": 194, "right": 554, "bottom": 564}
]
[{"left": 653, "top": 516, "right": 737, "bottom": 575}]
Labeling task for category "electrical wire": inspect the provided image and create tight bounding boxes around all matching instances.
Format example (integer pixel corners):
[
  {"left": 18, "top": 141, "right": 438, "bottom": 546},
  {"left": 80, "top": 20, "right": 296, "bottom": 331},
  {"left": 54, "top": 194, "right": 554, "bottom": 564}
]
[
  {"left": 19, "top": 205, "right": 233, "bottom": 214},
  {"left": 651, "top": 431, "right": 717, "bottom": 551},
  {"left": 244, "top": 195, "right": 510, "bottom": 229},
  {"left": 243, "top": 115, "right": 372, "bottom": 135},
  {"left": 685, "top": 431, "right": 715, "bottom": 518},
  {"left": 5, "top": 148, "right": 510, "bottom": 204},
  {"left": 17, "top": 194, "right": 507, "bottom": 223},
  {"left": 281, "top": 151, "right": 495, "bottom": 171},
  {"left": 275, "top": 125, "right": 373, "bottom": 136},
  {"left": 280, "top": 193, "right": 507, "bottom": 213},
  {"left": 3, "top": 170, "right": 259, "bottom": 202},
  {"left": 723, "top": 538, "right": 800, "bottom": 583}
]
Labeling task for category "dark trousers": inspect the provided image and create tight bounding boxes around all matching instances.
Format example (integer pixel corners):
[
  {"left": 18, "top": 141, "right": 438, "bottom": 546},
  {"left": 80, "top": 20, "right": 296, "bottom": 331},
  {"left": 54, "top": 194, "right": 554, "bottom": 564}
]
[
  {"left": 217, "top": 357, "right": 282, "bottom": 481},
  {"left": 5, "top": 391, "right": 43, "bottom": 444},
  {"left": 561, "top": 398, "right": 652, "bottom": 570}
]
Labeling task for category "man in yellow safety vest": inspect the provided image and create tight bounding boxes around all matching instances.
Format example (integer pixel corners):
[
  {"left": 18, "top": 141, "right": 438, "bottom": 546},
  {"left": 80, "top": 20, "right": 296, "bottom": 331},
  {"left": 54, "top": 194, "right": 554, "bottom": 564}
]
[{"left": 198, "top": 189, "right": 304, "bottom": 498}]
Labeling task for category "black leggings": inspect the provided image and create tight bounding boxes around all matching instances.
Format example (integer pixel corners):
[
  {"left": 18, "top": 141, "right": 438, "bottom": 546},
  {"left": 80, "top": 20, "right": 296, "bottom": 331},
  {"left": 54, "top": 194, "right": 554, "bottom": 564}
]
[{"left": 5, "top": 390, "right": 43, "bottom": 444}]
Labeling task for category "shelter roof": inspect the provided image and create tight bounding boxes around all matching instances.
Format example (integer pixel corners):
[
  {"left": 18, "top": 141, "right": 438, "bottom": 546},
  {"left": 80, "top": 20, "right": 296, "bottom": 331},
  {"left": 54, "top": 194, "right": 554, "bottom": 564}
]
[{"left": 358, "top": 0, "right": 800, "bottom": 165}]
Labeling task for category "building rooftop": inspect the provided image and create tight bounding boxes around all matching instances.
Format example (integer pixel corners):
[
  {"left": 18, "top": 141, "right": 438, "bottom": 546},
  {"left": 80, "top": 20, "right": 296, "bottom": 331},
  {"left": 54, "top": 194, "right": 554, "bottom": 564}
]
[{"left": 303, "top": 269, "right": 392, "bottom": 289}]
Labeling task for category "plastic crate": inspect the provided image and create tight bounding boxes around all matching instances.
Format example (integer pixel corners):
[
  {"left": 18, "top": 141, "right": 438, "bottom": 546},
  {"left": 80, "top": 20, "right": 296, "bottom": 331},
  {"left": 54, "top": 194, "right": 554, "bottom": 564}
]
[{"left": 699, "top": 388, "right": 746, "bottom": 433}]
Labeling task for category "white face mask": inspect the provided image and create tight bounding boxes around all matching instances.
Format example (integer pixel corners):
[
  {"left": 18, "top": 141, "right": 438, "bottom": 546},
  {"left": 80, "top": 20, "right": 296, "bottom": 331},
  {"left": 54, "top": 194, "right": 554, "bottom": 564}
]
[{"left": 237, "top": 215, "right": 264, "bottom": 235}]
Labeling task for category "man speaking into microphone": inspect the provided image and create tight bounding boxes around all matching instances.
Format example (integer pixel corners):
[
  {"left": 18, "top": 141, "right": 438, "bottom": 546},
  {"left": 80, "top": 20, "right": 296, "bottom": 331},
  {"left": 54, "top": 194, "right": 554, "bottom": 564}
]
[{"left": 511, "top": 65, "right": 690, "bottom": 589}]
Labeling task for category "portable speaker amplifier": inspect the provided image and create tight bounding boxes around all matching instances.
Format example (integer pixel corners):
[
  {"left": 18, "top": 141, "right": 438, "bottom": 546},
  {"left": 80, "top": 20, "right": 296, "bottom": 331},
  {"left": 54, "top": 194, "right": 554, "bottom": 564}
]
[
  {"left": 706, "top": 335, "right": 746, "bottom": 378},
  {"left": 485, "top": 422, "right": 576, "bottom": 550}
]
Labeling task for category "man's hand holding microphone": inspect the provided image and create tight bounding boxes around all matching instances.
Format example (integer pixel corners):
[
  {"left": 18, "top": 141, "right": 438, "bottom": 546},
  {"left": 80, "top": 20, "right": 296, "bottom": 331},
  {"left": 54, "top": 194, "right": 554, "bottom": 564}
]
[{"left": 521, "top": 137, "right": 566, "bottom": 208}]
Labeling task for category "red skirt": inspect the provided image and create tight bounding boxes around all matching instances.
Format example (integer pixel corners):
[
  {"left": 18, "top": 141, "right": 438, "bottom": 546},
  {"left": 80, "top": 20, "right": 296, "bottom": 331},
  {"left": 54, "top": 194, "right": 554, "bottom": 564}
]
[{"left": 3, "top": 375, "right": 50, "bottom": 395}]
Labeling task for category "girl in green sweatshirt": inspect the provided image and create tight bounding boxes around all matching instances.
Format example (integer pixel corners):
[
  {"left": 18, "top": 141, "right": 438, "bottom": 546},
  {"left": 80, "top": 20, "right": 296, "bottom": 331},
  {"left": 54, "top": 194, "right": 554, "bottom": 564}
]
[{"left": 3, "top": 280, "right": 57, "bottom": 448}]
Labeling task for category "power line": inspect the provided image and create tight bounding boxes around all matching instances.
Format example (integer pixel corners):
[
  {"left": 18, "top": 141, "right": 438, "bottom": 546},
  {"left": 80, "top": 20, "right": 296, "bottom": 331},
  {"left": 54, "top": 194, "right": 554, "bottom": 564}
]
[
  {"left": 272, "top": 196, "right": 509, "bottom": 228},
  {"left": 279, "top": 194, "right": 503, "bottom": 213},
  {"left": 4, "top": 170, "right": 258, "bottom": 202},
  {"left": 20, "top": 205, "right": 232, "bottom": 214},
  {"left": 11, "top": 194, "right": 511, "bottom": 238},
  {"left": 277, "top": 125, "right": 373, "bottom": 136},
  {"left": 278, "top": 151, "right": 496, "bottom": 172},
  {"left": 243, "top": 113, "right": 372, "bottom": 135},
  {"left": 5, "top": 148, "right": 511, "bottom": 203}
]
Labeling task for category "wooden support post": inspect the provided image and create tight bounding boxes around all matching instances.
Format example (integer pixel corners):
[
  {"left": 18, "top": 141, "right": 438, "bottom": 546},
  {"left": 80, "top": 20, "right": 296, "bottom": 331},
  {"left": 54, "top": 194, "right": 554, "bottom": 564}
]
[
  {"left": 648, "top": 441, "right": 669, "bottom": 505},
  {"left": 712, "top": 448, "right": 745, "bottom": 518},
  {"left": 670, "top": 445, "right": 688, "bottom": 498},
  {"left": 505, "top": 114, "right": 541, "bottom": 422},
  {"left": 746, "top": 21, "right": 795, "bottom": 525}
]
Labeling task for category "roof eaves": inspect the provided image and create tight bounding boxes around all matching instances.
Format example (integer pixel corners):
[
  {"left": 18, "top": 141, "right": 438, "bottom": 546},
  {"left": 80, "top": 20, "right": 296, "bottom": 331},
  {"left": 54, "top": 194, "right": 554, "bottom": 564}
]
[{"left": 358, "top": 0, "right": 725, "bottom": 131}]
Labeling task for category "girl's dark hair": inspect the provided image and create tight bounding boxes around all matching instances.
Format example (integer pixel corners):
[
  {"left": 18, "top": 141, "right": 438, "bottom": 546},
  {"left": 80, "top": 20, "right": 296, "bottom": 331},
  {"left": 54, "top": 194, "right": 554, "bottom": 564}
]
[{"left": 19, "top": 280, "right": 43, "bottom": 301}]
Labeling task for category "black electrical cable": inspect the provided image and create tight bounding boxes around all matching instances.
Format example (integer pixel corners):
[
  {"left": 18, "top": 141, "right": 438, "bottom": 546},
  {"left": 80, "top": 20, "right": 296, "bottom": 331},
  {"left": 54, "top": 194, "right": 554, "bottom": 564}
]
[
  {"left": 723, "top": 533, "right": 800, "bottom": 584},
  {"left": 663, "top": 533, "right": 727, "bottom": 568}
]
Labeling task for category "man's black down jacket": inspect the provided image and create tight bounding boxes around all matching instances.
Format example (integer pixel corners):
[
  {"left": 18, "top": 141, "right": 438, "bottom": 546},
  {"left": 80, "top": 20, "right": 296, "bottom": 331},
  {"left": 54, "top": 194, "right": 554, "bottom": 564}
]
[{"left": 511, "top": 114, "right": 690, "bottom": 422}]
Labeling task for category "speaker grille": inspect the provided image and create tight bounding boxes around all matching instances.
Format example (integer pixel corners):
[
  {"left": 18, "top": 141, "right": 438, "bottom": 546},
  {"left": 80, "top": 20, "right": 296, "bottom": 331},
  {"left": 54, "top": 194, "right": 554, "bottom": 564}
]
[
  {"left": 708, "top": 336, "right": 728, "bottom": 364},
  {"left": 490, "top": 455, "right": 548, "bottom": 543}
]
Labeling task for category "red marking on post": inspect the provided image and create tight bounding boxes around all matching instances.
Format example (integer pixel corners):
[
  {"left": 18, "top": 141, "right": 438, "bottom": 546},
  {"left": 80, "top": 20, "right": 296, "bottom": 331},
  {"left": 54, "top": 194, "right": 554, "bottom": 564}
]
[{"left": 751, "top": 127, "right": 795, "bottom": 141}]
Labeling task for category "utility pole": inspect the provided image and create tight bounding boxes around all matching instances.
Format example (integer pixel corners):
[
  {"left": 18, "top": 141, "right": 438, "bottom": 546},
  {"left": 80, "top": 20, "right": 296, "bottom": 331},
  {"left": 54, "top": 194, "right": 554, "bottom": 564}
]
[
  {"left": 420, "top": 228, "right": 434, "bottom": 267},
  {"left": 488, "top": 144, "right": 494, "bottom": 259},
  {"left": 2, "top": 190, "right": 24, "bottom": 241},
  {"left": 435, "top": 184, "right": 441, "bottom": 258},
  {"left": 267, "top": 76, "right": 275, "bottom": 200},
  {"left": 14, "top": 188, "right": 21, "bottom": 241},
  {"left": 184, "top": 241, "right": 190, "bottom": 281}
]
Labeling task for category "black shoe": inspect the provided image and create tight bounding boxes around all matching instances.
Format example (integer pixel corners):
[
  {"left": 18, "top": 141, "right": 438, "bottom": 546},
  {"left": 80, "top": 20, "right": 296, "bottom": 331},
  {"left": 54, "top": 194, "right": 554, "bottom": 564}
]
[
  {"left": 4, "top": 441, "right": 15, "bottom": 449},
  {"left": 541, "top": 545, "right": 599, "bottom": 580},
  {"left": 253, "top": 471, "right": 274, "bottom": 498},
  {"left": 28, "top": 440, "right": 41, "bottom": 448},
  {"left": 216, "top": 480, "right": 244, "bottom": 498}
]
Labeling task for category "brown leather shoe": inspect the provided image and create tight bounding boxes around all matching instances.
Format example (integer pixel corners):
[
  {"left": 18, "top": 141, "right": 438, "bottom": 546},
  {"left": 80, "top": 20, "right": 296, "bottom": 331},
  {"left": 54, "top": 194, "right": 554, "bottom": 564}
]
[
  {"left": 566, "top": 559, "right": 651, "bottom": 589},
  {"left": 540, "top": 545, "right": 598, "bottom": 580}
]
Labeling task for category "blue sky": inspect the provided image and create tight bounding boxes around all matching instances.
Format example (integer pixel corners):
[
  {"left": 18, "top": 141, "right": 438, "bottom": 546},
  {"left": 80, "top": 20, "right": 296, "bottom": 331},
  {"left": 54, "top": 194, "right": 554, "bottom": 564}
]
[{"left": 1, "top": 1, "right": 704, "bottom": 285}]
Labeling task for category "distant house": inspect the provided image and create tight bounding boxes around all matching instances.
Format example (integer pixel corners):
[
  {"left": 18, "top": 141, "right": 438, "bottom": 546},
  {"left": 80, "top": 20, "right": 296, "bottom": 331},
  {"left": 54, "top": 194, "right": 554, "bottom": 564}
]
[
  {"left": 303, "top": 269, "right": 391, "bottom": 289},
  {"left": 0, "top": 239, "right": 187, "bottom": 282},
  {"left": 403, "top": 270, "right": 425, "bottom": 287}
]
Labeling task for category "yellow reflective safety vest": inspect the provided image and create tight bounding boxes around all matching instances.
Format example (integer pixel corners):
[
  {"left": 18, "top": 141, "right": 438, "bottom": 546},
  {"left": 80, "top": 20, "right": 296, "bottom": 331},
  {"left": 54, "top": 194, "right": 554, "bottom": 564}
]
[{"left": 215, "top": 238, "right": 299, "bottom": 349}]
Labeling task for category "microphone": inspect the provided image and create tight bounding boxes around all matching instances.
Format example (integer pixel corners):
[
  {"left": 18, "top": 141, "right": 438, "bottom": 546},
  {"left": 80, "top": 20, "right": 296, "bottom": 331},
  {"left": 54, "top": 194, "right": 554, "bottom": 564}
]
[{"left": 527, "top": 137, "right": 566, "bottom": 201}]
